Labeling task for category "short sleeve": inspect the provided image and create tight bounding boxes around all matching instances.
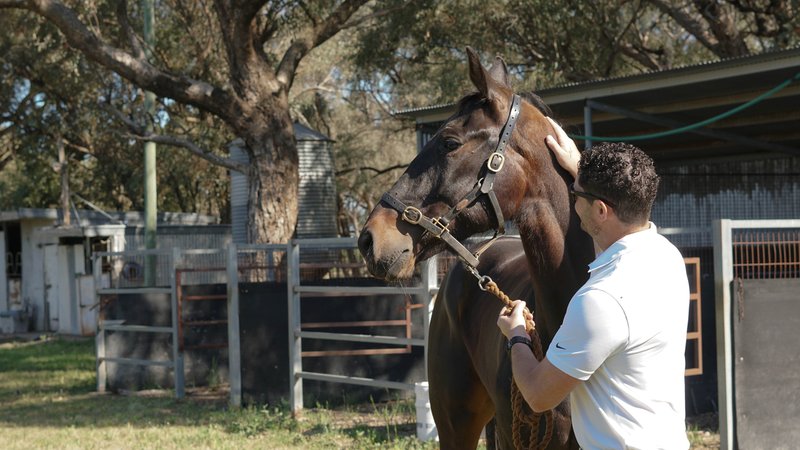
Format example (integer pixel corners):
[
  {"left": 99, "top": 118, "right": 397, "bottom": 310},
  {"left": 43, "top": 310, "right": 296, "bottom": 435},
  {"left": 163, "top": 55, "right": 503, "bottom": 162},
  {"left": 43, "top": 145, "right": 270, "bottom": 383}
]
[{"left": 546, "top": 289, "right": 629, "bottom": 381}]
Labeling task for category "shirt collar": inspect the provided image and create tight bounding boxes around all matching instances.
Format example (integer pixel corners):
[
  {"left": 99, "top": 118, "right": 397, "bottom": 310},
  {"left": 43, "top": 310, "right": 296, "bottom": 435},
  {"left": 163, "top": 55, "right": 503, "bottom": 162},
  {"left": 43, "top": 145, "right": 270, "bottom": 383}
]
[{"left": 588, "top": 222, "right": 657, "bottom": 273}]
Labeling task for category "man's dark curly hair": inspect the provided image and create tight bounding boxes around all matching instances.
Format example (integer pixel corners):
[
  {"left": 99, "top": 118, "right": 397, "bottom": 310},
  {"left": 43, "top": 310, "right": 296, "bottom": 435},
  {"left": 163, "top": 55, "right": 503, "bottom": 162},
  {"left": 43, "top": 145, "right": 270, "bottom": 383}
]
[{"left": 578, "top": 142, "right": 659, "bottom": 224}]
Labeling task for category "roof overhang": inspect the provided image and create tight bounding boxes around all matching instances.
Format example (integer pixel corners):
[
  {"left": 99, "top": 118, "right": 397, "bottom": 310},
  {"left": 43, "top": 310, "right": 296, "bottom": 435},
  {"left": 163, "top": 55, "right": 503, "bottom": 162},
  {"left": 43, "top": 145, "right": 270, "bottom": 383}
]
[{"left": 401, "top": 47, "right": 800, "bottom": 164}]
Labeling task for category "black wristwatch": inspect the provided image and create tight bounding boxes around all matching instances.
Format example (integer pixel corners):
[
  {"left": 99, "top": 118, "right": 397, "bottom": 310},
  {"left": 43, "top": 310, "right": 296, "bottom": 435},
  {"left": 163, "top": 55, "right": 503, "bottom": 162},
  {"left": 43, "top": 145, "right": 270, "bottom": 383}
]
[{"left": 507, "top": 335, "right": 533, "bottom": 353}]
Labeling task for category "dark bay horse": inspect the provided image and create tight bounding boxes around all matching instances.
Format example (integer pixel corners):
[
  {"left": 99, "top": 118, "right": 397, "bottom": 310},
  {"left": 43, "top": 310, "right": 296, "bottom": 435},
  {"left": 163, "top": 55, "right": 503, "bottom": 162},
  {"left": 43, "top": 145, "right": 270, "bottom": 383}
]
[{"left": 358, "top": 48, "right": 594, "bottom": 449}]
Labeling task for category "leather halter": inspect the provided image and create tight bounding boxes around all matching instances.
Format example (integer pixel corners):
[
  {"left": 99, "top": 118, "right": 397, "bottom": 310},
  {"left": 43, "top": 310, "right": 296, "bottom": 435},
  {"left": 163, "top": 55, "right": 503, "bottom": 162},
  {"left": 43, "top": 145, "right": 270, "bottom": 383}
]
[{"left": 381, "top": 94, "right": 522, "bottom": 270}]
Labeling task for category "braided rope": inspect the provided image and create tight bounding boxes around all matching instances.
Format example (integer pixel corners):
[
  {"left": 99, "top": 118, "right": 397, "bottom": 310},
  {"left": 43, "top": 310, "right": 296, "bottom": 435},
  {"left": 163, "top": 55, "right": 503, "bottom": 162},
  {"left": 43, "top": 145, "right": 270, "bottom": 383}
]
[{"left": 485, "top": 281, "right": 554, "bottom": 450}]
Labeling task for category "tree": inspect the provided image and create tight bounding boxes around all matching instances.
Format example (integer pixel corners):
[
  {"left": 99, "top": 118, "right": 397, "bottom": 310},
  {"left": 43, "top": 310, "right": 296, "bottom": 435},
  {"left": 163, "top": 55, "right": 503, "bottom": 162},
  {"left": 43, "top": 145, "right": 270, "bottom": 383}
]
[
  {"left": 352, "top": 0, "right": 799, "bottom": 100},
  {"left": 0, "top": 0, "right": 386, "bottom": 244},
  {"left": 0, "top": 6, "right": 232, "bottom": 217}
]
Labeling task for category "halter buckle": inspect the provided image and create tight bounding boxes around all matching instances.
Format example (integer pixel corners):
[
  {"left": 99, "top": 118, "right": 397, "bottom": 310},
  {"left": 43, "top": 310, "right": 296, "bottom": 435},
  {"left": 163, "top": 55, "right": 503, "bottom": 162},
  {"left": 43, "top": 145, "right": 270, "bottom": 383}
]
[
  {"left": 430, "top": 217, "right": 450, "bottom": 237},
  {"left": 487, "top": 152, "right": 505, "bottom": 173},
  {"left": 402, "top": 206, "right": 422, "bottom": 224}
]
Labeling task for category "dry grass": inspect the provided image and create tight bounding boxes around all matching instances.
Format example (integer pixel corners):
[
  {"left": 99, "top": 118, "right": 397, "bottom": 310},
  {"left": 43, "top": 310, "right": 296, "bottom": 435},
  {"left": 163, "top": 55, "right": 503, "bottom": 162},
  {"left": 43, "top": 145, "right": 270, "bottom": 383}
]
[{"left": 0, "top": 335, "right": 719, "bottom": 449}]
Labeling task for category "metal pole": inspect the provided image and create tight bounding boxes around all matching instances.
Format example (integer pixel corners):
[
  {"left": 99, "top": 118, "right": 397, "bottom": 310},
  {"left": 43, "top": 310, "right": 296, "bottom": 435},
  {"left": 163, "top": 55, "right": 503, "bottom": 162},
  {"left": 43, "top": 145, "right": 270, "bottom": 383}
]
[
  {"left": 583, "top": 102, "right": 593, "bottom": 151},
  {"left": 143, "top": 0, "right": 158, "bottom": 286},
  {"left": 171, "top": 247, "right": 185, "bottom": 399},
  {"left": 288, "top": 241, "right": 303, "bottom": 415},
  {"left": 57, "top": 131, "right": 70, "bottom": 226},
  {"left": 420, "top": 257, "right": 437, "bottom": 379},
  {"left": 94, "top": 253, "right": 106, "bottom": 393},
  {"left": 713, "top": 219, "right": 734, "bottom": 450},
  {"left": 227, "top": 245, "right": 242, "bottom": 407}
]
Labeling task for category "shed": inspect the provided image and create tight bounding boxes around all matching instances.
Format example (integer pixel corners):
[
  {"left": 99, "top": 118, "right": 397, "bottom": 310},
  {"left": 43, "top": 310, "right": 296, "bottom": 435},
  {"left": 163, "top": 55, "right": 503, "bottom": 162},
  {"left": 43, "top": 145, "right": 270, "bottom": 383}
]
[
  {"left": 0, "top": 208, "right": 222, "bottom": 335},
  {"left": 229, "top": 123, "right": 338, "bottom": 243}
]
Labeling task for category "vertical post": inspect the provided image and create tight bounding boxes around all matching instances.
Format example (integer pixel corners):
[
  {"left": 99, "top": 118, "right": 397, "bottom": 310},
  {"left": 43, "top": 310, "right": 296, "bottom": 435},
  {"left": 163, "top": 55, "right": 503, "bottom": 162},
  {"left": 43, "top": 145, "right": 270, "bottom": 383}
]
[
  {"left": 287, "top": 241, "right": 303, "bottom": 415},
  {"left": 583, "top": 102, "right": 593, "bottom": 151},
  {"left": 142, "top": 0, "right": 158, "bottom": 286},
  {"left": 93, "top": 253, "right": 106, "bottom": 393},
  {"left": 713, "top": 219, "right": 734, "bottom": 450},
  {"left": 227, "top": 245, "right": 242, "bottom": 407},
  {"left": 96, "top": 325, "right": 106, "bottom": 393},
  {"left": 57, "top": 131, "right": 70, "bottom": 226},
  {"left": 170, "top": 248, "right": 185, "bottom": 399},
  {"left": 419, "top": 257, "right": 438, "bottom": 379}
]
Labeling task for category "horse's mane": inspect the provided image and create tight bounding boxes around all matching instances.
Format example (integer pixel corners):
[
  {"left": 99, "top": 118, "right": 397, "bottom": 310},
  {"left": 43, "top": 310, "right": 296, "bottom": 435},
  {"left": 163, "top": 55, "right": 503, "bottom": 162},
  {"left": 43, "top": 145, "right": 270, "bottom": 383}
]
[{"left": 520, "top": 91, "right": 553, "bottom": 118}]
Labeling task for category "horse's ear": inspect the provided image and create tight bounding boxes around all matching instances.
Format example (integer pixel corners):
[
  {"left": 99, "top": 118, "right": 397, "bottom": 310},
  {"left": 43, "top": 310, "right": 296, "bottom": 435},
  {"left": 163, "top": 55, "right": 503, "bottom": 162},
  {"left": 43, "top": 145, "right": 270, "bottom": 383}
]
[
  {"left": 467, "top": 47, "right": 490, "bottom": 98},
  {"left": 466, "top": 46, "right": 506, "bottom": 101},
  {"left": 488, "top": 56, "right": 510, "bottom": 88}
]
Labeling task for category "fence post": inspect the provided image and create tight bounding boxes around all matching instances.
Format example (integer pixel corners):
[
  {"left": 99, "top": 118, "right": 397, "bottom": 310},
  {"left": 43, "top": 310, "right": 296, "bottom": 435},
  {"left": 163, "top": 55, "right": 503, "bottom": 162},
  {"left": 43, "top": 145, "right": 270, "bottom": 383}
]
[
  {"left": 713, "top": 219, "right": 733, "bottom": 450},
  {"left": 419, "top": 257, "right": 438, "bottom": 378},
  {"left": 94, "top": 253, "right": 106, "bottom": 393},
  {"left": 288, "top": 241, "right": 303, "bottom": 415},
  {"left": 227, "top": 244, "right": 242, "bottom": 407},
  {"left": 171, "top": 247, "right": 185, "bottom": 399}
]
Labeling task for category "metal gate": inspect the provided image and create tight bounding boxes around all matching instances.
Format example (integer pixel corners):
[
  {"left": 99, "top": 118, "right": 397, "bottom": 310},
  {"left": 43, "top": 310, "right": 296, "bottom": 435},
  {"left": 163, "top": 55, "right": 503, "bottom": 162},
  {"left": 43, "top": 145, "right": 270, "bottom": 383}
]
[{"left": 713, "top": 219, "right": 800, "bottom": 450}]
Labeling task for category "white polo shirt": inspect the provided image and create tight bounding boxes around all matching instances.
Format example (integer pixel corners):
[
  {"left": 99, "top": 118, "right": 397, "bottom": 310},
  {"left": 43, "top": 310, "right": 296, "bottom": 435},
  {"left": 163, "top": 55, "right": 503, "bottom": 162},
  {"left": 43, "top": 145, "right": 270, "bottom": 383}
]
[{"left": 547, "top": 223, "right": 690, "bottom": 450}]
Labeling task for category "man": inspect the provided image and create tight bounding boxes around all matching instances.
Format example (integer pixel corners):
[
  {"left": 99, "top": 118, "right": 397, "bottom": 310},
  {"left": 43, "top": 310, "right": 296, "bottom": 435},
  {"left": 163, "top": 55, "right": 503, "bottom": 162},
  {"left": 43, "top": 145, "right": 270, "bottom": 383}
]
[{"left": 497, "top": 118, "right": 690, "bottom": 449}]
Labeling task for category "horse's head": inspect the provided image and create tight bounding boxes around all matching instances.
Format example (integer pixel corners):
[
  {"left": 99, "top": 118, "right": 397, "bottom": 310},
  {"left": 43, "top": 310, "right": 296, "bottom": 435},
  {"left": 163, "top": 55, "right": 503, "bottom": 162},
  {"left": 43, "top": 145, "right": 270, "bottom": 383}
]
[{"left": 359, "top": 48, "right": 568, "bottom": 281}]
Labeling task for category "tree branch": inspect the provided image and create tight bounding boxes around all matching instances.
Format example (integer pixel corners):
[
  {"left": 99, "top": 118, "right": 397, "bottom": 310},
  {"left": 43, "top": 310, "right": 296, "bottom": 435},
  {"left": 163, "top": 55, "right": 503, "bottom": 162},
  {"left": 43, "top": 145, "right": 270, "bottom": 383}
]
[
  {"left": 103, "top": 102, "right": 247, "bottom": 174},
  {"left": 276, "top": 0, "right": 369, "bottom": 89},
  {"left": 124, "top": 132, "right": 249, "bottom": 174},
  {"left": 336, "top": 163, "right": 408, "bottom": 177},
  {"left": 115, "top": 0, "right": 145, "bottom": 60},
  {"left": 6, "top": 0, "right": 241, "bottom": 122},
  {"left": 645, "top": 0, "right": 719, "bottom": 53}
]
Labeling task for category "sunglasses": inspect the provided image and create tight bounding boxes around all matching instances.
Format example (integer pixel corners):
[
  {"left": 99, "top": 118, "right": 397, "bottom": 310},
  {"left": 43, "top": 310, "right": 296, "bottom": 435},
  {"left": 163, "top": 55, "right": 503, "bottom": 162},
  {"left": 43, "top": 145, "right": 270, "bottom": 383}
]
[{"left": 569, "top": 183, "right": 616, "bottom": 208}]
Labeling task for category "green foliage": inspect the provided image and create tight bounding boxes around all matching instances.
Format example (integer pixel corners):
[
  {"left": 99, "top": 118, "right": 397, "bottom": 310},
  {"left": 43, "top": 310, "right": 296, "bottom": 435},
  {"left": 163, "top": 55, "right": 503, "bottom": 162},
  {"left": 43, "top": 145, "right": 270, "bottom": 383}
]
[
  {"left": 352, "top": 0, "right": 800, "bottom": 102},
  {"left": 0, "top": 3, "right": 231, "bottom": 217}
]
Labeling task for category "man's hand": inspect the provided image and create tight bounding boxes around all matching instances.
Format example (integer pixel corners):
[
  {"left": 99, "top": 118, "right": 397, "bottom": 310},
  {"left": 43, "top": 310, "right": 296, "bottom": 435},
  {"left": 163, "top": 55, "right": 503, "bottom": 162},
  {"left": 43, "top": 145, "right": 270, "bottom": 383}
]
[
  {"left": 545, "top": 117, "right": 580, "bottom": 179},
  {"left": 497, "top": 300, "right": 531, "bottom": 339}
]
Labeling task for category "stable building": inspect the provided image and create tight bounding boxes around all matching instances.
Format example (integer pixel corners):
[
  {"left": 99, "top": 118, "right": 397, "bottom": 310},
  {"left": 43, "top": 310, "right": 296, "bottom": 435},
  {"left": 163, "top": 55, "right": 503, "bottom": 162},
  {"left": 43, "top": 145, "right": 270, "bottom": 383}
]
[{"left": 400, "top": 47, "right": 800, "bottom": 449}]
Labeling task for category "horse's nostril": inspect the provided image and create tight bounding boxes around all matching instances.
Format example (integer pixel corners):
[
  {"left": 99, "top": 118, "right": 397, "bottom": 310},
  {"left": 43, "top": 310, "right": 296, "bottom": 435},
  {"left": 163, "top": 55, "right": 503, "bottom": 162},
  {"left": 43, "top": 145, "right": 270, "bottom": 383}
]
[{"left": 358, "top": 230, "right": 374, "bottom": 258}]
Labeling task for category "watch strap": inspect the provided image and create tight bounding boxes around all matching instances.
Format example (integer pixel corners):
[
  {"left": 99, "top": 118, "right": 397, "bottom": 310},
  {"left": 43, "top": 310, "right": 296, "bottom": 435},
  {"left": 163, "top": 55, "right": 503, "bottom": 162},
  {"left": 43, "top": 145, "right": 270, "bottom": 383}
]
[{"left": 507, "top": 335, "right": 533, "bottom": 352}]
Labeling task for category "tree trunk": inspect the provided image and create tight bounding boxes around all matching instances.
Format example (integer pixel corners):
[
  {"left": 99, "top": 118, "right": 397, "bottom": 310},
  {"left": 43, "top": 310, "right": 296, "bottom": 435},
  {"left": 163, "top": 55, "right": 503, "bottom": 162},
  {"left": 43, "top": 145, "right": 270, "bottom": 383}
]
[
  {"left": 247, "top": 150, "right": 299, "bottom": 244},
  {"left": 243, "top": 106, "right": 299, "bottom": 244}
]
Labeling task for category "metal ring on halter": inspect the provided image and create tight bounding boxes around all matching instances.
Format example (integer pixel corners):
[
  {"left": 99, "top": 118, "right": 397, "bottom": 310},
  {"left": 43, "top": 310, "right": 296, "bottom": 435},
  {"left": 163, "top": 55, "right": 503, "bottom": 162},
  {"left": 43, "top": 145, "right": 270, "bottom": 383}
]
[
  {"left": 402, "top": 206, "right": 422, "bottom": 224},
  {"left": 478, "top": 275, "right": 493, "bottom": 291}
]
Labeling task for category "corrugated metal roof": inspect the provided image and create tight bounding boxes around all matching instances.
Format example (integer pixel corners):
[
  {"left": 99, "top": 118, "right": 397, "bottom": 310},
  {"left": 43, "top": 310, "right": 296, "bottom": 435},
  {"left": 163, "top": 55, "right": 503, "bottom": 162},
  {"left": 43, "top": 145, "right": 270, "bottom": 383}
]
[
  {"left": 396, "top": 46, "right": 800, "bottom": 117},
  {"left": 0, "top": 208, "right": 219, "bottom": 225},
  {"left": 401, "top": 46, "right": 800, "bottom": 163},
  {"left": 294, "top": 122, "right": 334, "bottom": 142}
]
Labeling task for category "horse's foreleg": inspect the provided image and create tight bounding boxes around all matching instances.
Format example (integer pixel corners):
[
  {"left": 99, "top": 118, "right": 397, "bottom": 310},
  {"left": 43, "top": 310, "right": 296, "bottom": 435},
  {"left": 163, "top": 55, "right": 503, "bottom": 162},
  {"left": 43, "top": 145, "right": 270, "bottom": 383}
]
[{"left": 429, "top": 319, "right": 494, "bottom": 449}]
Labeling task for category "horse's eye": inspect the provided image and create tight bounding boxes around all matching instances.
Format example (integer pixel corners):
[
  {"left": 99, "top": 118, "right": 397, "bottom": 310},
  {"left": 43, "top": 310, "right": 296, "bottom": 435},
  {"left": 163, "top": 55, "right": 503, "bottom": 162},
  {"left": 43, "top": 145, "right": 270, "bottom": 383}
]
[{"left": 443, "top": 139, "right": 461, "bottom": 151}]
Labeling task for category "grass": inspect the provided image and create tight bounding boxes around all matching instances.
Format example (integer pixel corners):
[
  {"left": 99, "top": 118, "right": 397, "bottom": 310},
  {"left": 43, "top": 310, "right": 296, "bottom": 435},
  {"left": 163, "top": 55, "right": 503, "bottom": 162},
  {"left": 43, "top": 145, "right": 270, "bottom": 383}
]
[
  {"left": 0, "top": 336, "right": 438, "bottom": 450},
  {"left": 0, "top": 335, "right": 718, "bottom": 449}
]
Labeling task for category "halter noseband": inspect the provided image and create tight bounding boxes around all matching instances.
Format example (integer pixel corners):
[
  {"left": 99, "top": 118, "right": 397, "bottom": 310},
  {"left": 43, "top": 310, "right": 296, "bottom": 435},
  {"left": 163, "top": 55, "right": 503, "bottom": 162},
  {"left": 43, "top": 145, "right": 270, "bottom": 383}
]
[{"left": 380, "top": 94, "right": 522, "bottom": 270}]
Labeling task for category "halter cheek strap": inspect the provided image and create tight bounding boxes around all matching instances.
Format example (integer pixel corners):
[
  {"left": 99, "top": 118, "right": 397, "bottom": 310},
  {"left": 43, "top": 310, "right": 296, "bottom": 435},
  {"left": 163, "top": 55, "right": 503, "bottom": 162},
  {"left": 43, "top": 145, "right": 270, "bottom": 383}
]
[{"left": 380, "top": 94, "right": 522, "bottom": 271}]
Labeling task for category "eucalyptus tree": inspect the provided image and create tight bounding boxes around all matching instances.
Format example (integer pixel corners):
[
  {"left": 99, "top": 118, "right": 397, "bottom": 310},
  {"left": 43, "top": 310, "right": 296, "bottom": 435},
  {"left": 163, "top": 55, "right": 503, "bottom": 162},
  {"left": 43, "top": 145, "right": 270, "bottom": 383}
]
[
  {"left": 0, "top": 0, "right": 401, "bottom": 244},
  {"left": 0, "top": 6, "right": 231, "bottom": 217},
  {"left": 352, "top": 0, "right": 799, "bottom": 99}
]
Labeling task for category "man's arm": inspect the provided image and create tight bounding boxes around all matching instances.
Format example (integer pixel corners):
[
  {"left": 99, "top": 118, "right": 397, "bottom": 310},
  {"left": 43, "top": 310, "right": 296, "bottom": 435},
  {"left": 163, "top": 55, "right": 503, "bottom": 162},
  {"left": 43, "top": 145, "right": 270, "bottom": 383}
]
[{"left": 497, "top": 300, "right": 580, "bottom": 412}]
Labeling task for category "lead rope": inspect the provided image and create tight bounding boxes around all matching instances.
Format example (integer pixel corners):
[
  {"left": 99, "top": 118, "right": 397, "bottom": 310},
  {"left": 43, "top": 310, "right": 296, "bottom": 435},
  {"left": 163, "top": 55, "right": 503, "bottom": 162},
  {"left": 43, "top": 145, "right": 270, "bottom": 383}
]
[{"left": 483, "top": 280, "right": 554, "bottom": 450}]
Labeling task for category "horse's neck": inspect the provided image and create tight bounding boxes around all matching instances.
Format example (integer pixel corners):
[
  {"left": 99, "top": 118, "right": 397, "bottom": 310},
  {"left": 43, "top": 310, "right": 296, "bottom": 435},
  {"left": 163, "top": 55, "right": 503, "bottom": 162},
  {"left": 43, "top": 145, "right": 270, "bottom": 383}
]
[{"left": 516, "top": 199, "right": 593, "bottom": 344}]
